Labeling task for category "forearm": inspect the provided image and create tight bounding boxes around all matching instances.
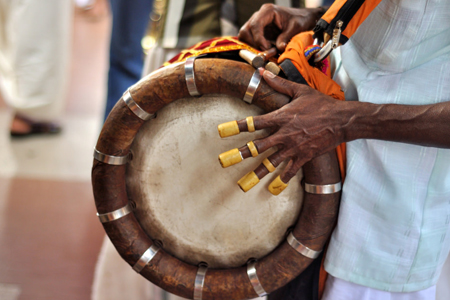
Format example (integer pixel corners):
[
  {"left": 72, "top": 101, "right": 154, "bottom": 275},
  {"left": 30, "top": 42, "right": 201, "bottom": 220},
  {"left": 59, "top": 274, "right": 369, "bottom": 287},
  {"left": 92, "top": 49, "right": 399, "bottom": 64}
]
[{"left": 342, "top": 100, "right": 450, "bottom": 148}]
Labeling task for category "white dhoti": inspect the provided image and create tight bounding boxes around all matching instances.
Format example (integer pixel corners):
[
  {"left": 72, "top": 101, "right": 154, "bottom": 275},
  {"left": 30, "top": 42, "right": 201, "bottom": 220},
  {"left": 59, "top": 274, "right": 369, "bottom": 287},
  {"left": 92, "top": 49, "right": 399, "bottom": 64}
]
[{"left": 0, "top": 0, "right": 72, "bottom": 120}]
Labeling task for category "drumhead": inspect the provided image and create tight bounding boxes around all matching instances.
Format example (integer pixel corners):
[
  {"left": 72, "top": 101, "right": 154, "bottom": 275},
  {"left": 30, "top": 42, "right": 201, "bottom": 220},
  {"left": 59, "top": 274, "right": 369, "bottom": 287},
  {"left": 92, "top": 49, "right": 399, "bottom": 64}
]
[{"left": 126, "top": 94, "right": 303, "bottom": 268}]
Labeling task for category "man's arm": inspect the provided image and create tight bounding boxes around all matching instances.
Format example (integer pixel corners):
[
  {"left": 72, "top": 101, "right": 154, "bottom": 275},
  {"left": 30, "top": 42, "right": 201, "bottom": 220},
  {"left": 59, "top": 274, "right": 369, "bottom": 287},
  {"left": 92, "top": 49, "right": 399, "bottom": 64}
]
[{"left": 232, "top": 71, "right": 450, "bottom": 185}]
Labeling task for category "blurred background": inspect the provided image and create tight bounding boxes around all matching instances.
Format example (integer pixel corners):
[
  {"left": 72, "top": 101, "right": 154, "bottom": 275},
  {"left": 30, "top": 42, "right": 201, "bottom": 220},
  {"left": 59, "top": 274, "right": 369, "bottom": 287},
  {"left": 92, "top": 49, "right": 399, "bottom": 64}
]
[{"left": 0, "top": 0, "right": 449, "bottom": 300}]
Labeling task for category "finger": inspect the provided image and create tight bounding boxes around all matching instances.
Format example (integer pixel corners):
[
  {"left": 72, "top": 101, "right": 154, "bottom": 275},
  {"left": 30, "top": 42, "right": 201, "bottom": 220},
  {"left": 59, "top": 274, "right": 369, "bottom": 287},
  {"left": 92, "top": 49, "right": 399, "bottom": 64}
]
[
  {"left": 250, "top": 25, "right": 272, "bottom": 51},
  {"left": 237, "top": 151, "right": 289, "bottom": 192},
  {"left": 279, "top": 157, "right": 304, "bottom": 183},
  {"left": 262, "top": 70, "right": 304, "bottom": 98},
  {"left": 275, "top": 22, "right": 298, "bottom": 52},
  {"left": 238, "top": 24, "right": 256, "bottom": 48},
  {"left": 267, "top": 158, "right": 302, "bottom": 196},
  {"left": 218, "top": 135, "right": 280, "bottom": 168},
  {"left": 217, "top": 114, "right": 279, "bottom": 138}
]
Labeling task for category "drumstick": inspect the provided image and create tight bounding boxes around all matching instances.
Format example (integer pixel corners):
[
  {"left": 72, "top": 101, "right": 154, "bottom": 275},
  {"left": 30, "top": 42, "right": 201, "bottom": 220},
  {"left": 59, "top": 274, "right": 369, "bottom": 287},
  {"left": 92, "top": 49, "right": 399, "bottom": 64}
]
[
  {"left": 239, "top": 50, "right": 265, "bottom": 68},
  {"left": 265, "top": 62, "right": 280, "bottom": 76},
  {"left": 259, "top": 47, "right": 277, "bottom": 60},
  {"left": 239, "top": 47, "right": 278, "bottom": 68}
]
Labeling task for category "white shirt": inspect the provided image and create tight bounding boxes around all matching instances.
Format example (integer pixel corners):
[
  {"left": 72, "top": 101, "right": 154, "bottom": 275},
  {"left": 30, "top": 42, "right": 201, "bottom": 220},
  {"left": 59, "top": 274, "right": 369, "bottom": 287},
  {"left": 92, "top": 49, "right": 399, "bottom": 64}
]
[{"left": 325, "top": 0, "right": 450, "bottom": 293}]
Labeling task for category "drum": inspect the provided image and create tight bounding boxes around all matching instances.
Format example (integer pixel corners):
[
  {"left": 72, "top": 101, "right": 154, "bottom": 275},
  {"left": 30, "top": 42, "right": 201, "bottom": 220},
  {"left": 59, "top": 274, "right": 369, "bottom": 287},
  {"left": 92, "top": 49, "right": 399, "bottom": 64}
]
[{"left": 92, "top": 58, "right": 341, "bottom": 300}]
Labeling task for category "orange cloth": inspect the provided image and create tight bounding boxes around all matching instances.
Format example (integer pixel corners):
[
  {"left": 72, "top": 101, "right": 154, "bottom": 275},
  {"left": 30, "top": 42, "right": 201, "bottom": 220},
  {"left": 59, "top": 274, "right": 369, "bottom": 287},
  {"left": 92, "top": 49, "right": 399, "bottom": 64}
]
[
  {"left": 320, "top": 0, "right": 383, "bottom": 41},
  {"left": 279, "top": 31, "right": 346, "bottom": 182}
]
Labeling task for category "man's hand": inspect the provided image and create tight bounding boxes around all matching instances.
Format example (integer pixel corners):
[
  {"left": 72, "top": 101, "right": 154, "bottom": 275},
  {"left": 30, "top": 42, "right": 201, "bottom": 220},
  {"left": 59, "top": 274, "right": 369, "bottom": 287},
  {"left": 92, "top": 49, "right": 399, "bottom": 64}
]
[
  {"left": 228, "top": 70, "right": 450, "bottom": 188},
  {"left": 238, "top": 4, "right": 326, "bottom": 52},
  {"left": 233, "top": 70, "right": 351, "bottom": 186}
]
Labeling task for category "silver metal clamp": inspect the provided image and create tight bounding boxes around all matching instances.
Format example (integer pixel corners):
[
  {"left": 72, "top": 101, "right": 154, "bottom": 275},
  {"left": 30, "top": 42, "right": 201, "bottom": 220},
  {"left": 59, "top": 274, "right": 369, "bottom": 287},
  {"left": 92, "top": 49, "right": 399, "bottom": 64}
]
[
  {"left": 123, "top": 89, "right": 156, "bottom": 121},
  {"left": 304, "top": 182, "right": 342, "bottom": 194},
  {"left": 97, "top": 203, "right": 132, "bottom": 223},
  {"left": 287, "top": 232, "right": 321, "bottom": 259},
  {"left": 247, "top": 261, "right": 268, "bottom": 297},
  {"left": 93, "top": 148, "right": 131, "bottom": 165},
  {"left": 193, "top": 264, "right": 208, "bottom": 300},
  {"left": 132, "top": 244, "right": 161, "bottom": 273},
  {"left": 243, "top": 70, "right": 262, "bottom": 104},
  {"left": 185, "top": 55, "right": 205, "bottom": 97}
]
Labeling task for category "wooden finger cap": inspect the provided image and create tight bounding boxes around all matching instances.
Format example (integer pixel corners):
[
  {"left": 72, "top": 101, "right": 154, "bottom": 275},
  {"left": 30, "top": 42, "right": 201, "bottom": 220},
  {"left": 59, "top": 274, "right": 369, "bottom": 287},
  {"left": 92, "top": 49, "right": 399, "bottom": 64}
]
[
  {"left": 246, "top": 116, "right": 255, "bottom": 132},
  {"left": 268, "top": 175, "right": 288, "bottom": 195},
  {"left": 265, "top": 62, "right": 281, "bottom": 76},
  {"left": 247, "top": 141, "right": 259, "bottom": 157},
  {"left": 238, "top": 171, "right": 260, "bottom": 192},
  {"left": 219, "top": 148, "right": 243, "bottom": 168},
  {"left": 262, "top": 158, "right": 276, "bottom": 173},
  {"left": 218, "top": 121, "right": 240, "bottom": 138}
]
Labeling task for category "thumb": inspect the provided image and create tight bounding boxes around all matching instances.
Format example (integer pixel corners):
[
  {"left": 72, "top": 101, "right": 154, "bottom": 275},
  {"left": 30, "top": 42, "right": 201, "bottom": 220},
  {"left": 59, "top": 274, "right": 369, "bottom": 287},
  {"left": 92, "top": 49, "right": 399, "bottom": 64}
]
[
  {"left": 275, "top": 34, "right": 289, "bottom": 52},
  {"left": 275, "top": 22, "right": 298, "bottom": 52},
  {"left": 262, "top": 69, "right": 299, "bottom": 98}
]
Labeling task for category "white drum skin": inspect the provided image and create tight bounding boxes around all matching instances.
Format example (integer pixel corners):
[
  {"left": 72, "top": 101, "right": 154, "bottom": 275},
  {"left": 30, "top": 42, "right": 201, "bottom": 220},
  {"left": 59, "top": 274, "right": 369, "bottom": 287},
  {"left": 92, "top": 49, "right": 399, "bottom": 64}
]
[{"left": 126, "top": 95, "right": 303, "bottom": 268}]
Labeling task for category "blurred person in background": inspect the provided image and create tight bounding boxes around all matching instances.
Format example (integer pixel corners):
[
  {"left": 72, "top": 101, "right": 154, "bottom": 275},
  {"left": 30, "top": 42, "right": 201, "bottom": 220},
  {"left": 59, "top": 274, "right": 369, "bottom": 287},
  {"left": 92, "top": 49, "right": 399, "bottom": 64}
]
[
  {"left": 0, "top": 0, "right": 73, "bottom": 137},
  {"left": 103, "top": 0, "right": 154, "bottom": 121}
]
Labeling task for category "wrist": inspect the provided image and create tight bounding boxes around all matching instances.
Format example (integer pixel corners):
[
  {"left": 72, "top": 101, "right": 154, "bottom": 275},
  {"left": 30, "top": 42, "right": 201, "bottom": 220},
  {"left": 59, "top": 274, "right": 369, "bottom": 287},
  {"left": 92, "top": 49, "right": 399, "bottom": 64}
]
[{"left": 338, "top": 100, "right": 374, "bottom": 143}]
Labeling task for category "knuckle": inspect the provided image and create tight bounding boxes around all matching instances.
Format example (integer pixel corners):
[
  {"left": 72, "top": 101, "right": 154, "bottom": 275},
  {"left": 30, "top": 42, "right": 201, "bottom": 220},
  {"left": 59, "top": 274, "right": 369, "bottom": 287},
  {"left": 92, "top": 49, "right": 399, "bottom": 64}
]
[
  {"left": 261, "top": 3, "right": 275, "bottom": 11},
  {"left": 284, "top": 169, "right": 297, "bottom": 181}
]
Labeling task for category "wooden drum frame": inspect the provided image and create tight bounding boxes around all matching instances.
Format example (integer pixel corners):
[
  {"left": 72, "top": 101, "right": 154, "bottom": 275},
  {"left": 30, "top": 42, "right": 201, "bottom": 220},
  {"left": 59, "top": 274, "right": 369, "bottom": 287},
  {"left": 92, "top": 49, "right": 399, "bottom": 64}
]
[{"left": 92, "top": 58, "right": 341, "bottom": 300}]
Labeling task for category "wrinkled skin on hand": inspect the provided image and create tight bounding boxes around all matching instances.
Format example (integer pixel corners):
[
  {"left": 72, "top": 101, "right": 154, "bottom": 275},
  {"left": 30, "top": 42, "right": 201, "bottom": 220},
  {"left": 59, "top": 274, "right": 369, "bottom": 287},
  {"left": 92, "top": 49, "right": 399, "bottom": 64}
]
[
  {"left": 252, "top": 70, "right": 349, "bottom": 183},
  {"left": 238, "top": 4, "right": 326, "bottom": 51}
]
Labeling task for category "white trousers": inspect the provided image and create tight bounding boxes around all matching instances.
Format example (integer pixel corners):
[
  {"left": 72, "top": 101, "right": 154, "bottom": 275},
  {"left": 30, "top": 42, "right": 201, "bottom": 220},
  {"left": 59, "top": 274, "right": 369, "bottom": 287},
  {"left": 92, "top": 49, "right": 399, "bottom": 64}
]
[
  {"left": 0, "top": 0, "right": 72, "bottom": 120},
  {"left": 322, "top": 275, "right": 436, "bottom": 300}
]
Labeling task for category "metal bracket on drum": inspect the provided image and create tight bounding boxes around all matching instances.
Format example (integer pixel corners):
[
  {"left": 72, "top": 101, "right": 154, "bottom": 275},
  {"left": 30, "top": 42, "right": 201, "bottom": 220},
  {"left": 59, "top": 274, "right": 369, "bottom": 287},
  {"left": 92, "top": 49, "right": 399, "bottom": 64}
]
[
  {"left": 304, "top": 182, "right": 342, "bottom": 194},
  {"left": 287, "top": 232, "right": 322, "bottom": 259},
  {"left": 93, "top": 148, "right": 131, "bottom": 165},
  {"left": 97, "top": 203, "right": 132, "bottom": 223},
  {"left": 132, "top": 244, "right": 161, "bottom": 273},
  {"left": 193, "top": 264, "right": 208, "bottom": 300},
  {"left": 243, "top": 70, "right": 262, "bottom": 104},
  {"left": 123, "top": 89, "right": 156, "bottom": 121},
  {"left": 247, "top": 261, "right": 268, "bottom": 297},
  {"left": 185, "top": 55, "right": 206, "bottom": 97}
]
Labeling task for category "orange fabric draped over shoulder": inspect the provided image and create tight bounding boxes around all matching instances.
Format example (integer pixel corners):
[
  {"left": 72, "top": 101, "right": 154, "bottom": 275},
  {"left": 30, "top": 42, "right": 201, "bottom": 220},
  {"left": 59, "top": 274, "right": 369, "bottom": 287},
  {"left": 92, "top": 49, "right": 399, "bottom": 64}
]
[
  {"left": 278, "top": 31, "right": 346, "bottom": 182},
  {"left": 315, "top": 0, "right": 382, "bottom": 43}
]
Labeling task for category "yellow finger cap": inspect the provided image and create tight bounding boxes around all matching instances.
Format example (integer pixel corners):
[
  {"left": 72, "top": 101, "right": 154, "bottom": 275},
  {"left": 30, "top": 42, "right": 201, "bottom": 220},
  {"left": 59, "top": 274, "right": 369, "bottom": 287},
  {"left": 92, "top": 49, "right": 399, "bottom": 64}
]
[
  {"left": 246, "top": 116, "right": 255, "bottom": 132},
  {"left": 238, "top": 171, "right": 260, "bottom": 192},
  {"left": 219, "top": 148, "right": 243, "bottom": 168},
  {"left": 247, "top": 141, "right": 259, "bottom": 157},
  {"left": 218, "top": 121, "right": 240, "bottom": 138},
  {"left": 262, "top": 158, "right": 276, "bottom": 173},
  {"left": 268, "top": 175, "right": 288, "bottom": 195}
]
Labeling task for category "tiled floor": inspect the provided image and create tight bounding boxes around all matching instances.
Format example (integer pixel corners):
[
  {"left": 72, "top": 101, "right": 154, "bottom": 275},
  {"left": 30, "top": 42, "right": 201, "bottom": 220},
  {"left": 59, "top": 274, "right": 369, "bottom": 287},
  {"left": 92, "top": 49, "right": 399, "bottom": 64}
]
[{"left": 0, "top": 8, "right": 110, "bottom": 300}]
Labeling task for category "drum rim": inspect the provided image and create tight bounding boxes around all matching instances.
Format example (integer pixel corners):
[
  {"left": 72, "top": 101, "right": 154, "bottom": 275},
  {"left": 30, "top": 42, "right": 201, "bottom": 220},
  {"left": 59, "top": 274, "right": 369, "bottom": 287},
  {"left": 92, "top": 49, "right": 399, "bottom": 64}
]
[{"left": 92, "top": 58, "right": 341, "bottom": 300}]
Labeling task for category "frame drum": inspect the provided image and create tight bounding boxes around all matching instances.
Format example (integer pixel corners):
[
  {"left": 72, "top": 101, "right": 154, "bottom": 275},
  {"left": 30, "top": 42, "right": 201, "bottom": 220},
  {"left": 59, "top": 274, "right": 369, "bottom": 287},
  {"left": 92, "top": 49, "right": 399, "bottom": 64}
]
[
  {"left": 92, "top": 58, "right": 341, "bottom": 300},
  {"left": 127, "top": 94, "right": 303, "bottom": 269}
]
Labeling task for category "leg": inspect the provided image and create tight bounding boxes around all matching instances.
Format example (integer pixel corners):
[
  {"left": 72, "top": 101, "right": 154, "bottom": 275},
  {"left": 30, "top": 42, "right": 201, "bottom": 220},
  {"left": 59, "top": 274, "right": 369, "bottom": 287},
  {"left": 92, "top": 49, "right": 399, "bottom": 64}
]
[{"left": 104, "top": 0, "right": 153, "bottom": 120}]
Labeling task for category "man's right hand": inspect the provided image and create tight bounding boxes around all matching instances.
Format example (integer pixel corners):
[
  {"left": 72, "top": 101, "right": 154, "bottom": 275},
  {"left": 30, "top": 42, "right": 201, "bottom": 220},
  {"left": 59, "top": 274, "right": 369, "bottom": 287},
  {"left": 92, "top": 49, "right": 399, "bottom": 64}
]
[{"left": 238, "top": 4, "right": 327, "bottom": 52}]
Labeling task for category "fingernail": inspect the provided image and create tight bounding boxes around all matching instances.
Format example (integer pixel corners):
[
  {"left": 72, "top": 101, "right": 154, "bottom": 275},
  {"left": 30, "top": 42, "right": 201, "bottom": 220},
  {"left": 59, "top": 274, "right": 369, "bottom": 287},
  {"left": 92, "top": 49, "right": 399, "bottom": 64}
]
[
  {"left": 263, "top": 70, "right": 276, "bottom": 78},
  {"left": 258, "top": 67, "right": 265, "bottom": 76}
]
